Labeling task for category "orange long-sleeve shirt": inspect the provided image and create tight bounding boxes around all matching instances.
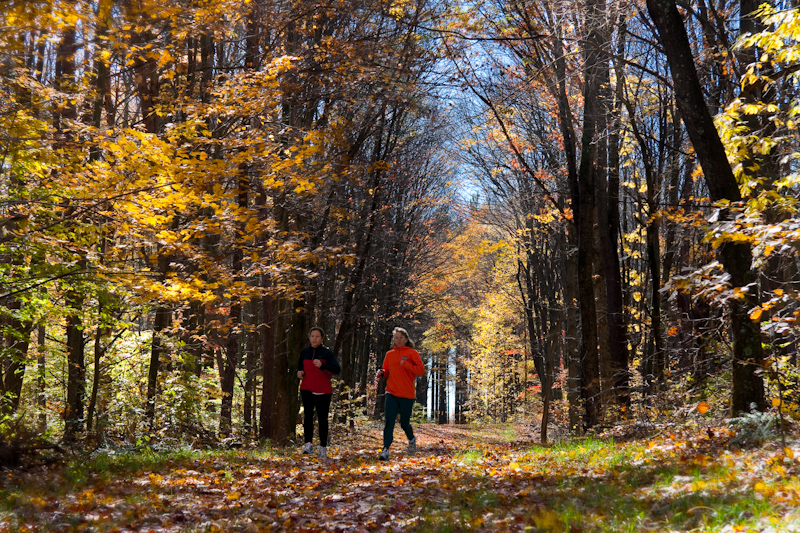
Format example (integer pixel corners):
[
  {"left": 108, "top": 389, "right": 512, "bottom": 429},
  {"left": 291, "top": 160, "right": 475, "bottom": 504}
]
[{"left": 382, "top": 345, "right": 425, "bottom": 399}]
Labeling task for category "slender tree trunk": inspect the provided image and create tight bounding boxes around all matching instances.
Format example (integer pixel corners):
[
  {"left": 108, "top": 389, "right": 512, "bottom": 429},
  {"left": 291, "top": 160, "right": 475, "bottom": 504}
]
[
  {"left": 564, "top": 226, "right": 582, "bottom": 434},
  {"left": 86, "top": 6, "right": 113, "bottom": 435},
  {"left": 37, "top": 325, "right": 46, "bottom": 432},
  {"left": 86, "top": 301, "right": 110, "bottom": 435},
  {"left": 454, "top": 345, "right": 467, "bottom": 424},
  {"left": 145, "top": 306, "right": 170, "bottom": 427},
  {"left": 604, "top": 26, "right": 631, "bottom": 413},
  {"left": 373, "top": 328, "right": 391, "bottom": 419},
  {"left": 244, "top": 299, "right": 259, "bottom": 439},
  {"left": 437, "top": 351, "right": 448, "bottom": 424},
  {"left": 646, "top": 183, "right": 664, "bottom": 386},
  {"left": 415, "top": 347, "right": 429, "bottom": 419},
  {"left": 219, "top": 178, "right": 248, "bottom": 437}
]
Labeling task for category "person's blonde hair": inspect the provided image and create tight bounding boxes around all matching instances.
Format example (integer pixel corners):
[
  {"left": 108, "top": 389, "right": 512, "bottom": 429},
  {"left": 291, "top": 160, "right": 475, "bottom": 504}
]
[{"left": 393, "top": 327, "right": 414, "bottom": 349}]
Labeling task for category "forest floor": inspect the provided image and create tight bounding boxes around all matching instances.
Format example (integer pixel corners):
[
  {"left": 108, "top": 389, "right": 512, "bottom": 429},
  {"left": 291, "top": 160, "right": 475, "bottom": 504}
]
[{"left": 1, "top": 420, "right": 799, "bottom": 532}]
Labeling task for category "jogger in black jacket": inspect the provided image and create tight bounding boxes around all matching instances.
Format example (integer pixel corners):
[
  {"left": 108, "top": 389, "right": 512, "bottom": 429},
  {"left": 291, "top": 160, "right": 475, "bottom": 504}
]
[{"left": 296, "top": 327, "right": 340, "bottom": 458}]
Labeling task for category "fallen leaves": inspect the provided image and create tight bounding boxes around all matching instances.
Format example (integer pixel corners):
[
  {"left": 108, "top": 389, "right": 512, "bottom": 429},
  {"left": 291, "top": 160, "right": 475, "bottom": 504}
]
[{"left": 1, "top": 422, "right": 799, "bottom": 531}]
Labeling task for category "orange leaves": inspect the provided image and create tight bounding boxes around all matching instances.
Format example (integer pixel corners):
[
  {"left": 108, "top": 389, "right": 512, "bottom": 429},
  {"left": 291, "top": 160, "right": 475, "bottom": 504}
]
[{"left": 5, "top": 422, "right": 800, "bottom": 531}]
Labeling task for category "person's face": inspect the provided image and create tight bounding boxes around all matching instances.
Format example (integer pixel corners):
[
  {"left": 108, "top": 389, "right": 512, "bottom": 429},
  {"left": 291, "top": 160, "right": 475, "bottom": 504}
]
[
  {"left": 309, "top": 330, "right": 323, "bottom": 348},
  {"left": 393, "top": 331, "right": 407, "bottom": 347}
]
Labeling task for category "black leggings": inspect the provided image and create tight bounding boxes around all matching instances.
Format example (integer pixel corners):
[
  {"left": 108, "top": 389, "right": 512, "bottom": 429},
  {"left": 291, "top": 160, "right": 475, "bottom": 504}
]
[
  {"left": 301, "top": 390, "right": 332, "bottom": 446},
  {"left": 383, "top": 393, "right": 415, "bottom": 448}
]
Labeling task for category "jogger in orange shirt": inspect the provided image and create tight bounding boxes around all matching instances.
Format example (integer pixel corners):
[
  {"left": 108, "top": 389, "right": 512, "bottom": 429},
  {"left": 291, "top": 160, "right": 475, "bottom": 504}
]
[{"left": 375, "top": 327, "right": 425, "bottom": 461}]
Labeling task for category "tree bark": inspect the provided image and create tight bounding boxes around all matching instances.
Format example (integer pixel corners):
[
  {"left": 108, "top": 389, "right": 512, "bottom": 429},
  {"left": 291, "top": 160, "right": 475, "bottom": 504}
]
[
  {"left": 646, "top": 0, "right": 766, "bottom": 415},
  {"left": 603, "top": 22, "right": 631, "bottom": 412},
  {"left": 575, "top": 0, "right": 605, "bottom": 429},
  {"left": 145, "top": 305, "right": 170, "bottom": 427},
  {"left": 64, "top": 290, "right": 85, "bottom": 440},
  {"left": 258, "top": 288, "right": 276, "bottom": 441}
]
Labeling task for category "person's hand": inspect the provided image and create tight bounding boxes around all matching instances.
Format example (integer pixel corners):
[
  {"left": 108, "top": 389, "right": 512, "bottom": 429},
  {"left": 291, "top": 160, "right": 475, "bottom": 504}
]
[
  {"left": 297, "top": 370, "right": 304, "bottom": 379},
  {"left": 376, "top": 369, "right": 385, "bottom": 380},
  {"left": 313, "top": 358, "right": 322, "bottom": 368}
]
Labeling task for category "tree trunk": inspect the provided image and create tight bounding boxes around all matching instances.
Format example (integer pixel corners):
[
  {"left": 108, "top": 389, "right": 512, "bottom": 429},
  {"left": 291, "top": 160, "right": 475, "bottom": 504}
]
[
  {"left": 603, "top": 27, "right": 631, "bottom": 413},
  {"left": 145, "top": 306, "right": 171, "bottom": 427},
  {"left": 64, "top": 291, "right": 85, "bottom": 441},
  {"left": 646, "top": 0, "right": 766, "bottom": 415},
  {"left": 258, "top": 288, "right": 276, "bottom": 441},
  {"left": 1, "top": 299, "right": 31, "bottom": 413},
  {"left": 244, "top": 299, "right": 259, "bottom": 439},
  {"left": 219, "top": 177, "right": 248, "bottom": 438},
  {"left": 454, "top": 345, "right": 468, "bottom": 424},
  {"left": 55, "top": 17, "right": 84, "bottom": 442},
  {"left": 437, "top": 351, "right": 448, "bottom": 424},
  {"left": 564, "top": 225, "right": 582, "bottom": 434},
  {"left": 575, "top": 0, "right": 605, "bottom": 429},
  {"left": 37, "top": 325, "right": 46, "bottom": 432},
  {"left": 86, "top": 299, "right": 110, "bottom": 435}
]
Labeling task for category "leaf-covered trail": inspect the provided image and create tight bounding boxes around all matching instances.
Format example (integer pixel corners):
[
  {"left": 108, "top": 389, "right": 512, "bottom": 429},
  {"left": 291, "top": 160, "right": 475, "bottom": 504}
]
[{"left": 3, "top": 423, "right": 800, "bottom": 532}]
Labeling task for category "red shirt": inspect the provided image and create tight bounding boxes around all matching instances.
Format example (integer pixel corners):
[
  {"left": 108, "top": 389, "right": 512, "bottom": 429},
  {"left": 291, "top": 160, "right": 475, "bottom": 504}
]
[
  {"left": 382, "top": 345, "right": 425, "bottom": 399},
  {"left": 298, "top": 345, "right": 340, "bottom": 394}
]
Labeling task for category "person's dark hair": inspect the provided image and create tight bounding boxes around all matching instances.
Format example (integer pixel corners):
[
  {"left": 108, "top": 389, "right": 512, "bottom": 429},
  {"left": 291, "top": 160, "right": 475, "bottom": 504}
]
[
  {"left": 393, "top": 327, "right": 414, "bottom": 349},
  {"left": 309, "top": 327, "right": 325, "bottom": 339}
]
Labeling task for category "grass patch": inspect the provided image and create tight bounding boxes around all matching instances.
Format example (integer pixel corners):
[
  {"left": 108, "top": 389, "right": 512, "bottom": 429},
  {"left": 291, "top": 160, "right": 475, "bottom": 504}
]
[
  {"left": 452, "top": 449, "right": 483, "bottom": 464},
  {"left": 0, "top": 423, "right": 798, "bottom": 532}
]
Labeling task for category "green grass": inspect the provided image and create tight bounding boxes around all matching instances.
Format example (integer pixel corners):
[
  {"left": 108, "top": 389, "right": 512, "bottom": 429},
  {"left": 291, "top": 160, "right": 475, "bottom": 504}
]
[
  {"left": 1, "top": 423, "right": 798, "bottom": 532},
  {"left": 452, "top": 449, "right": 483, "bottom": 464}
]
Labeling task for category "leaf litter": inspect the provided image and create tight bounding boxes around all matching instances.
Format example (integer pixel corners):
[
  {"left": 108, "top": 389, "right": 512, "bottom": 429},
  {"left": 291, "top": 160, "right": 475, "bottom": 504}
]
[{"left": 1, "top": 422, "right": 799, "bottom": 532}]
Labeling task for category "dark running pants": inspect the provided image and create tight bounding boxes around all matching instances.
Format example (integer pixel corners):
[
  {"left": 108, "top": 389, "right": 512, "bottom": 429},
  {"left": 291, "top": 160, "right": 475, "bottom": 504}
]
[
  {"left": 383, "top": 393, "right": 415, "bottom": 448},
  {"left": 300, "top": 390, "right": 332, "bottom": 447}
]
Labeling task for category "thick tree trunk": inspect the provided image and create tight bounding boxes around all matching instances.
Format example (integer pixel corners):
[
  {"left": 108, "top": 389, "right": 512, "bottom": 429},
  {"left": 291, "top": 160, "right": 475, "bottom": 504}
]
[
  {"left": 592, "top": 229, "right": 610, "bottom": 418},
  {"left": 64, "top": 291, "right": 85, "bottom": 441},
  {"left": 55, "top": 19, "right": 85, "bottom": 442},
  {"left": 575, "top": 0, "right": 605, "bottom": 429},
  {"left": 265, "top": 290, "right": 305, "bottom": 445},
  {"left": 1, "top": 300, "right": 31, "bottom": 413},
  {"left": 258, "top": 289, "right": 276, "bottom": 441},
  {"left": 552, "top": 33, "right": 583, "bottom": 431},
  {"left": 646, "top": 0, "right": 766, "bottom": 415}
]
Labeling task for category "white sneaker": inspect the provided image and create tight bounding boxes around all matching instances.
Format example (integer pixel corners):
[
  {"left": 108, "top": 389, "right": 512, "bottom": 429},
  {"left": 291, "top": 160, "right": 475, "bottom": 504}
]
[
  {"left": 303, "top": 442, "right": 313, "bottom": 454},
  {"left": 318, "top": 446, "right": 327, "bottom": 458},
  {"left": 407, "top": 437, "right": 416, "bottom": 455},
  {"left": 378, "top": 448, "right": 389, "bottom": 461}
]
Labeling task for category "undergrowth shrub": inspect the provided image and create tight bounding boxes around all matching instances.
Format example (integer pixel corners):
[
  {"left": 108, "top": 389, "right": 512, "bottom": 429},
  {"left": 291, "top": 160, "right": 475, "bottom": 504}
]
[{"left": 727, "top": 407, "right": 781, "bottom": 448}]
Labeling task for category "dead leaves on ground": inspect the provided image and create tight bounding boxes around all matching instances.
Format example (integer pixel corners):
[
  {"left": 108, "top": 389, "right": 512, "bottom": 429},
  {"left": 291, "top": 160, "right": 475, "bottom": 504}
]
[{"left": 1, "top": 423, "right": 800, "bottom": 532}]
